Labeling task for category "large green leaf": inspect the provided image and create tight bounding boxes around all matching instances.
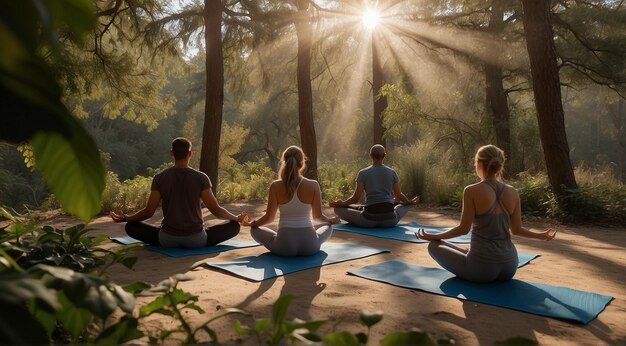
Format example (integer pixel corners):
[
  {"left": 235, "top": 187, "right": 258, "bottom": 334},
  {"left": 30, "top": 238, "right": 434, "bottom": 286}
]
[
  {"left": 31, "top": 129, "right": 104, "bottom": 223},
  {"left": 0, "top": 0, "right": 103, "bottom": 222}
]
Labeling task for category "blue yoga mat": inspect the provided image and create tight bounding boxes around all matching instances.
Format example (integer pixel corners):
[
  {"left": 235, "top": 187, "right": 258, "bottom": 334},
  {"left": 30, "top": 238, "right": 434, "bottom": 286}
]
[
  {"left": 348, "top": 260, "right": 612, "bottom": 324},
  {"left": 109, "top": 236, "right": 259, "bottom": 257},
  {"left": 205, "top": 242, "right": 389, "bottom": 281},
  {"left": 333, "top": 221, "right": 471, "bottom": 243}
]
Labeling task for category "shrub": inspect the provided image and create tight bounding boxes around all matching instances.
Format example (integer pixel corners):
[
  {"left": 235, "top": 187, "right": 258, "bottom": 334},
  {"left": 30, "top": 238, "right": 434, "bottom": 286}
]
[
  {"left": 101, "top": 172, "right": 152, "bottom": 214},
  {"left": 318, "top": 160, "right": 360, "bottom": 202},
  {"left": 390, "top": 143, "right": 466, "bottom": 205}
]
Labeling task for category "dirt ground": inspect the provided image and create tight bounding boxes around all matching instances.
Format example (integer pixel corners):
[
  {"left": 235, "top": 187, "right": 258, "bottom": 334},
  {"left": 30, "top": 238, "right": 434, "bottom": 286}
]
[{"left": 67, "top": 202, "right": 625, "bottom": 345}]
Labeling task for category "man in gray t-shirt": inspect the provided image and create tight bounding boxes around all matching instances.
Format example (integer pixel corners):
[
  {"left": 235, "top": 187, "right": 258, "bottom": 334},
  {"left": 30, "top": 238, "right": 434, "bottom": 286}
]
[
  {"left": 111, "top": 137, "right": 247, "bottom": 248},
  {"left": 329, "top": 144, "right": 418, "bottom": 228}
]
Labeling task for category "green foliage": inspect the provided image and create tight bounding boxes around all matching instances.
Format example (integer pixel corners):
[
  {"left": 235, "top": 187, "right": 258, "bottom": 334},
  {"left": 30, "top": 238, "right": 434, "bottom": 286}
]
[
  {"left": 390, "top": 142, "right": 467, "bottom": 204},
  {"left": 0, "top": 208, "right": 138, "bottom": 276},
  {"left": 218, "top": 161, "right": 276, "bottom": 202},
  {"left": 0, "top": 264, "right": 141, "bottom": 345},
  {"left": 233, "top": 294, "right": 438, "bottom": 345},
  {"left": 515, "top": 172, "right": 552, "bottom": 217},
  {"left": 318, "top": 160, "right": 360, "bottom": 202},
  {"left": 101, "top": 172, "right": 153, "bottom": 214},
  {"left": 136, "top": 274, "right": 249, "bottom": 344},
  {"left": 0, "top": 0, "right": 104, "bottom": 223},
  {"left": 514, "top": 168, "right": 626, "bottom": 225}
]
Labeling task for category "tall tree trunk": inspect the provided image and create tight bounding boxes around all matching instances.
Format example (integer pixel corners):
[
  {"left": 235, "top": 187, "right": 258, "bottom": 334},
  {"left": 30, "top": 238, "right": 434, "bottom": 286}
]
[
  {"left": 294, "top": 0, "right": 318, "bottom": 180},
  {"left": 200, "top": 0, "right": 224, "bottom": 194},
  {"left": 484, "top": 2, "right": 513, "bottom": 174},
  {"left": 372, "top": 32, "right": 387, "bottom": 146},
  {"left": 521, "top": 0, "right": 577, "bottom": 195}
]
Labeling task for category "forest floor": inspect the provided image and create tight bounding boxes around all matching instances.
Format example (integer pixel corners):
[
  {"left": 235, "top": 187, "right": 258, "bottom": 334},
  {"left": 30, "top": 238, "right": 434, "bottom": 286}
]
[{"left": 50, "top": 202, "right": 625, "bottom": 345}]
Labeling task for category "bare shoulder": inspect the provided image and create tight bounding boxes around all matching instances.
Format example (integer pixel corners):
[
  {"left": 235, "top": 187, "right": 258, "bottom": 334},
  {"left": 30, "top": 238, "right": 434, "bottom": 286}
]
[
  {"left": 464, "top": 182, "right": 483, "bottom": 194},
  {"left": 501, "top": 182, "right": 520, "bottom": 197},
  {"left": 269, "top": 180, "right": 284, "bottom": 191},
  {"left": 301, "top": 177, "right": 319, "bottom": 185}
]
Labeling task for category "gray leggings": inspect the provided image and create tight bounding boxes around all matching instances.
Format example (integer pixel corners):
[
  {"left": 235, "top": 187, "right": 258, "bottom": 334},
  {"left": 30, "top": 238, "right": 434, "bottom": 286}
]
[
  {"left": 251, "top": 225, "right": 333, "bottom": 257},
  {"left": 333, "top": 205, "right": 410, "bottom": 228},
  {"left": 427, "top": 240, "right": 518, "bottom": 283}
]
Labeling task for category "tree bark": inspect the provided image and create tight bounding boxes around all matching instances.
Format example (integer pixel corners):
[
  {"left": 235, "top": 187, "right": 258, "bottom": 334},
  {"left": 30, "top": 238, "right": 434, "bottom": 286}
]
[
  {"left": 484, "top": 2, "right": 513, "bottom": 173},
  {"left": 200, "top": 0, "right": 224, "bottom": 194},
  {"left": 294, "top": 0, "right": 318, "bottom": 180},
  {"left": 521, "top": 0, "right": 577, "bottom": 195},
  {"left": 372, "top": 31, "right": 387, "bottom": 146}
]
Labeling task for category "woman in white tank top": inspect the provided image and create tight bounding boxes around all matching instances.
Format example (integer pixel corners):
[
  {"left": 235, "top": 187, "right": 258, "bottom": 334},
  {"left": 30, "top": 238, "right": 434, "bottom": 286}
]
[{"left": 243, "top": 146, "right": 339, "bottom": 256}]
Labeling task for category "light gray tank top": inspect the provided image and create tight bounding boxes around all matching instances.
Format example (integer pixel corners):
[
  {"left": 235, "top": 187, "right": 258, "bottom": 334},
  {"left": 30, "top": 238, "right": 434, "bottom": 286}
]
[{"left": 468, "top": 180, "right": 517, "bottom": 263}]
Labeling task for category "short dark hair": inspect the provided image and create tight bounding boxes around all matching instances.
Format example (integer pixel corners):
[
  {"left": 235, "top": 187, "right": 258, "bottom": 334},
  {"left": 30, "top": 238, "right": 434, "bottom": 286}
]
[{"left": 172, "top": 137, "right": 192, "bottom": 160}]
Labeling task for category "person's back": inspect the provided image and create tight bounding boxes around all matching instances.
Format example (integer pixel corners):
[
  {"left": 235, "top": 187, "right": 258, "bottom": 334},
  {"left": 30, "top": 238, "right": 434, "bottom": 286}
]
[
  {"left": 110, "top": 137, "right": 245, "bottom": 248},
  {"left": 277, "top": 178, "right": 314, "bottom": 229},
  {"left": 329, "top": 145, "right": 418, "bottom": 228},
  {"left": 417, "top": 144, "right": 556, "bottom": 283},
  {"left": 244, "top": 146, "right": 336, "bottom": 257},
  {"left": 155, "top": 167, "right": 209, "bottom": 236},
  {"left": 467, "top": 180, "right": 517, "bottom": 263},
  {"left": 358, "top": 164, "right": 397, "bottom": 206}
]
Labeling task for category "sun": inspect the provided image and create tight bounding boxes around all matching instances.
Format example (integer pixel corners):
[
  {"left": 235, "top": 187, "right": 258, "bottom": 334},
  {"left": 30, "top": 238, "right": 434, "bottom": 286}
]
[{"left": 362, "top": 9, "right": 380, "bottom": 29}]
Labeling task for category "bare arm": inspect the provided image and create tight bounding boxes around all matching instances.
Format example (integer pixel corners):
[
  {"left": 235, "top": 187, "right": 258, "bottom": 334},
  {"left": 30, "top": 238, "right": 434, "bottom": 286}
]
[
  {"left": 392, "top": 181, "right": 419, "bottom": 204},
  {"left": 417, "top": 186, "right": 473, "bottom": 240},
  {"left": 110, "top": 190, "right": 161, "bottom": 223},
  {"left": 201, "top": 188, "right": 243, "bottom": 222},
  {"left": 510, "top": 191, "right": 557, "bottom": 241},
  {"left": 311, "top": 181, "right": 339, "bottom": 224},
  {"left": 329, "top": 182, "right": 364, "bottom": 207},
  {"left": 243, "top": 182, "right": 279, "bottom": 227}
]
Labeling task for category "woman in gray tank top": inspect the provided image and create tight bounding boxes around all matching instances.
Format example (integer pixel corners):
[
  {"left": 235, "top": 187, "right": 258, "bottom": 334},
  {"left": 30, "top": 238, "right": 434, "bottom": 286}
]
[{"left": 417, "top": 145, "right": 557, "bottom": 283}]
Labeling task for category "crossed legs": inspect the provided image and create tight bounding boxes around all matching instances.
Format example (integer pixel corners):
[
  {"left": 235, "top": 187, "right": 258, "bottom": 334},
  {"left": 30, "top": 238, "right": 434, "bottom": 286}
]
[{"left": 125, "top": 220, "right": 240, "bottom": 247}]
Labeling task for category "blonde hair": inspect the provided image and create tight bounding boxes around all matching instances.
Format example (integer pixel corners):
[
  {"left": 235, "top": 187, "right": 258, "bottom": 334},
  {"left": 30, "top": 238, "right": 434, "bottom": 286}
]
[
  {"left": 475, "top": 144, "right": 506, "bottom": 179},
  {"left": 279, "top": 146, "right": 306, "bottom": 196}
]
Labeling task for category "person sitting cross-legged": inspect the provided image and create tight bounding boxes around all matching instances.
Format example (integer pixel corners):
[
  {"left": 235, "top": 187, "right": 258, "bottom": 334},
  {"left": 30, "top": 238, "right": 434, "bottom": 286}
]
[
  {"left": 242, "top": 145, "right": 339, "bottom": 257},
  {"left": 329, "top": 144, "right": 419, "bottom": 228},
  {"left": 417, "top": 144, "right": 557, "bottom": 283},
  {"left": 110, "top": 137, "right": 247, "bottom": 248}
]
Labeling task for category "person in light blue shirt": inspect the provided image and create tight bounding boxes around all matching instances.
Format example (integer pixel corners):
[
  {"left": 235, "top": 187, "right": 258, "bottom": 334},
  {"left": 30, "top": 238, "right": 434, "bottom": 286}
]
[{"left": 329, "top": 144, "right": 418, "bottom": 228}]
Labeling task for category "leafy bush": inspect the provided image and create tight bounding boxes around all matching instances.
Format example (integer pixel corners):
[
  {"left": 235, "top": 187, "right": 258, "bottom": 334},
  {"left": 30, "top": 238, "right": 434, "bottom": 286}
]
[
  {"left": 390, "top": 143, "right": 466, "bottom": 205},
  {"left": 131, "top": 274, "right": 248, "bottom": 344},
  {"left": 218, "top": 161, "right": 275, "bottom": 202},
  {"left": 233, "top": 294, "right": 440, "bottom": 345},
  {"left": 318, "top": 160, "right": 360, "bottom": 202},
  {"left": 514, "top": 172, "right": 552, "bottom": 217},
  {"left": 0, "top": 209, "right": 143, "bottom": 344},
  {"left": 101, "top": 172, "right": 152, "bottom": 214}
]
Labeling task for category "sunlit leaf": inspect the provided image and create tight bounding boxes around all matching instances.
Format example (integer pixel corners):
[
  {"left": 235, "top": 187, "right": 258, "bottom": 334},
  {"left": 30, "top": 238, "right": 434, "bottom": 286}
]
[{"left": 31, "top": 129, "right": 104, "bottom": 223}]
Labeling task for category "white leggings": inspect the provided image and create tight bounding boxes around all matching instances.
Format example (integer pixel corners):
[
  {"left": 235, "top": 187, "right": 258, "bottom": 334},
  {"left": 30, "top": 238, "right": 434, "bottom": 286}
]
[
  {"left": 427, "top": 240, "right": 519, "bottom": 283},
  {"left": 251, "top": 225, "right": 333, "bottom": 257}
]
